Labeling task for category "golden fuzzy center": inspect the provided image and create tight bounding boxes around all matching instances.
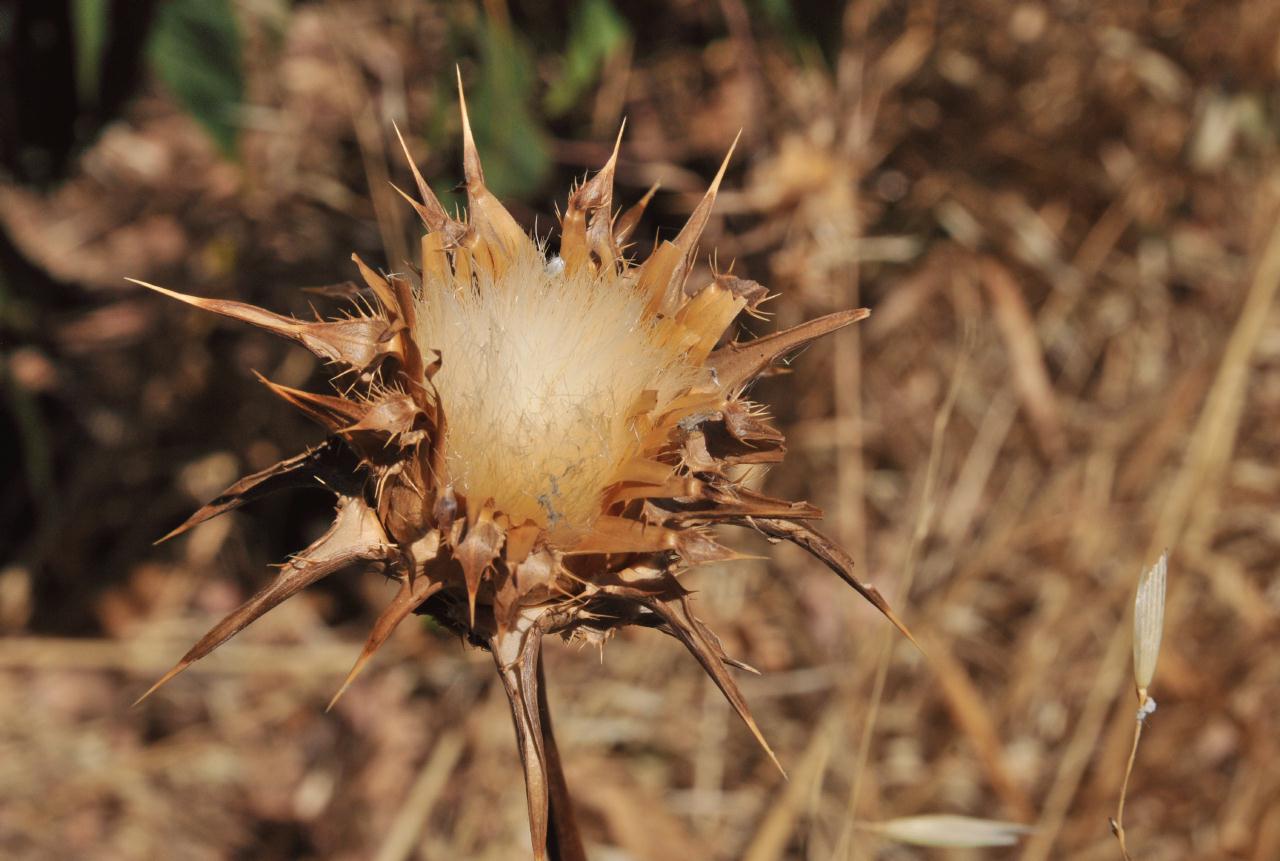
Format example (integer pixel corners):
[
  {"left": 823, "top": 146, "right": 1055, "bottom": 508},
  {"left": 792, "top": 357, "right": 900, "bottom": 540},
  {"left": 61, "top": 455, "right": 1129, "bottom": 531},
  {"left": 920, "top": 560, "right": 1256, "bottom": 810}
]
[{"left": 414, "top": 245, "right": 698, "bottom": 537}]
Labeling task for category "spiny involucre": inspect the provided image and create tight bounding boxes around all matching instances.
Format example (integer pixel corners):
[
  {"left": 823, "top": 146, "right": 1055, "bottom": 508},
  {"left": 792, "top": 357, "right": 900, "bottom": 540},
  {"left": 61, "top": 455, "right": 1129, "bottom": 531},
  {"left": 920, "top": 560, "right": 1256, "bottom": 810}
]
[{"left": 133, "top": 77, "right": 911, "bottom": 858}]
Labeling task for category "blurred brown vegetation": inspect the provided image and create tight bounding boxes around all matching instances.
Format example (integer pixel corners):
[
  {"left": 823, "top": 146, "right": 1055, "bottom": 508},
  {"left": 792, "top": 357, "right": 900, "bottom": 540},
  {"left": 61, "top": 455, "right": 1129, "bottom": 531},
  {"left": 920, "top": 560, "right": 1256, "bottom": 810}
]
[{"left": 3, "top": 1, "right": 1280, "bottom": 859}]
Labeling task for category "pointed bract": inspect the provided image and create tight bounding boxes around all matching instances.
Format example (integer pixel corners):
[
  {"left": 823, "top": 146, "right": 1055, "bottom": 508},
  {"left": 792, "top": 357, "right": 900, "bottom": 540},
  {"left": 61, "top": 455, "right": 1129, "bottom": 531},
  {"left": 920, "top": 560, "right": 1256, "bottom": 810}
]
[
  {"left": 560, "top": 123, "right": 624, "bottom": 275},
  {"left": 585, "top": 123, "right": 626, "bottom": 269},
  {"left": 614, "top": 182, "right": 658, "bottom": 247},
  {"left": 254, "top": 371, "right": 368, "bottom": 432},
  {"left": 709, "top": 308, "right": 871, "bottom": 393},
  {"left": 328, "top": 576, "right": 443, "bottom": 711},
  {"left": 128, "top": 279, "right": 398, "bottom": 376},
  {"left": 644, "top": 596, "right": 786, "bottom": 777},
  {"left": 457, "top": 502, "right": 504, "bottom": 627},
  {"left": 391, "top": 121, "right": 469, "bottom": 246},
  {"left": 665, "top": 133, "right": 740, "bottom": 303},
  {"left": 742, "top": 517, "right": 919, "bottom": 650},
  {"left": 158, "top": 439, "right": 359, "bottom": 543},
  {"left": 565, "top": 516, "right": 681, "bottom": 556},
  {"left": 455, "top": 69, "right": 533, "bottom": 272},
  {"left": 138, "top": 499, "right": 392, "bottom": 703},
  {"left": 350, "top": 253, "right": 399, "bottom": 315}
]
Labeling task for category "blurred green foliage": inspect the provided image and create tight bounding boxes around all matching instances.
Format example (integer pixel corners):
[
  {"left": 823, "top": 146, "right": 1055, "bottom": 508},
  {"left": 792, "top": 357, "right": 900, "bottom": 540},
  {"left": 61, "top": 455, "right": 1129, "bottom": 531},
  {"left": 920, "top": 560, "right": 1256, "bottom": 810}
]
[
  {"left": 146, "top": 0, "right": 244, "bottom": 158},
  {"left": 63, "top": 0, "right": 814, "bottom": 182},
  {"left": 71, "top": 0, "right": 108, "bottom": 108},
  {"left": 467, "top": 14, "right": 551, "bottom": 201},
  {"left": 545, "top": 0, "right": 630, "bottom": 116},
  {"left": 71, "top": 0, "right": 243, "bottom": 158},
  {"left": 423, "top": 0, "right": 629, "bottom": 205}
]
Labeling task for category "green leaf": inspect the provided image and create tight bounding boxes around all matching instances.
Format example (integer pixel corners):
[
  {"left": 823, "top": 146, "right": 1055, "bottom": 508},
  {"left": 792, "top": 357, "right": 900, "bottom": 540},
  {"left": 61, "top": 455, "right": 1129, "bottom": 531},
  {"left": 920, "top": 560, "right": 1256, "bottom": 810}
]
[
  {"left": 545, "top": 0, "right": 629, "bottom": 116},
  {"left": 749, "top": 0, "right": 829, "bottom": 64},
  {"left": 72, "top": 0, "right": 108, "bottom": 108},
  {"left": 146, "top": 0, "right": 244, "bottom": 158},
  {"left": 468, "top": 18, "right": 551, "bottom": 200}
]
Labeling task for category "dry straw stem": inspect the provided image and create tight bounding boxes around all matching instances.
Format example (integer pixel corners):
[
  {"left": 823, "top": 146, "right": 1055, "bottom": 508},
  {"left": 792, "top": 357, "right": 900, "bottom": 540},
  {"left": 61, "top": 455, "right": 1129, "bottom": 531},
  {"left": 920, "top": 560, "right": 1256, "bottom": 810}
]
[
  {"left": 741, "top": 708, "right": 842, "bottom": 861},
  {"left": 1024, "top": 213, "right": 1280, "bottom": 861},
  {"left": 373, "top": 731, "right": 466, "bottom": 861},
  {"left": 979, "top": 258, "right": 1065, "bottom": 460},
  {"left": 1112, "top": 551, "right": 1169, "bottom": 861},
  {"left": 836, "top": 347, "right": 967, "bottom": 861}
]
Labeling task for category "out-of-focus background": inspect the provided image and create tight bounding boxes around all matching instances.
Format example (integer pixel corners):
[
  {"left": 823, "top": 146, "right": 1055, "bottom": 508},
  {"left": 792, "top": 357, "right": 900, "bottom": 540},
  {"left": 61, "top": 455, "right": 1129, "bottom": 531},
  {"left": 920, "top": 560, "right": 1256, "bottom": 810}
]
[{"left": 2, "top": 1, "right": 1278, "bottom": 858}]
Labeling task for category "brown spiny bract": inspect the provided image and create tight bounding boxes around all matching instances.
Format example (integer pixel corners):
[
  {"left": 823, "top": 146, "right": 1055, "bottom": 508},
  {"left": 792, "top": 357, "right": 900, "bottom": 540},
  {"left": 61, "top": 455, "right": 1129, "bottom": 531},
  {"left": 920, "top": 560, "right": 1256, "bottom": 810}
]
[{"left": 134, "top": 79, "right": 910, "bottom": 859}]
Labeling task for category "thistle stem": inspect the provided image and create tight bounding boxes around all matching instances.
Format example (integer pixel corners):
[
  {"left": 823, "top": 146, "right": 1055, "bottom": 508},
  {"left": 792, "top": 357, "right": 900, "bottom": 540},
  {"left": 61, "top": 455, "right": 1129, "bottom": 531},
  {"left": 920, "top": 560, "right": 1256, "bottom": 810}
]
[
  {"left": 1110, "top": 690, "right": 1148, "bottom": 861},
  {"left": 538, "top": 656, "right": 586, "bottom": 861}
]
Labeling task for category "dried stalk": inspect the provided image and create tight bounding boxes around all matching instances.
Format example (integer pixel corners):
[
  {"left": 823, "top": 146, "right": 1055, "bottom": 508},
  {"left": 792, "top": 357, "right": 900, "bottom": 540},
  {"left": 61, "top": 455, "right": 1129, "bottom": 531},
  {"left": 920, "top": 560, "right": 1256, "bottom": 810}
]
[
  {"left": 538, "top": 658, "right": 586, "bottom": 861},
  {"left": 1110, "top": 552, "right": 1167, "bottom": 860}
]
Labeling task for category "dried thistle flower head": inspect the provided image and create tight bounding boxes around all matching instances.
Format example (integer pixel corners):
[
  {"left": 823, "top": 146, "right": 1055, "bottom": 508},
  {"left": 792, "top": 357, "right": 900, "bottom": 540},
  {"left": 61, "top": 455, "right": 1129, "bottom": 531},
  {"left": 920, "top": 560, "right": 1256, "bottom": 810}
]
[{"left": 133, "top": 77, "right": 911, "bottom": 857}]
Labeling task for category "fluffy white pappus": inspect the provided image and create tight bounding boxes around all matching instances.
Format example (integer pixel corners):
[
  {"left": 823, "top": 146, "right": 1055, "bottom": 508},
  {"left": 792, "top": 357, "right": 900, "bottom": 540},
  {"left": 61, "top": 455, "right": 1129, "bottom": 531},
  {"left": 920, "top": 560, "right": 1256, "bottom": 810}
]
[{"left": 414, "top": 244, "right": 699, "bottom": 538}]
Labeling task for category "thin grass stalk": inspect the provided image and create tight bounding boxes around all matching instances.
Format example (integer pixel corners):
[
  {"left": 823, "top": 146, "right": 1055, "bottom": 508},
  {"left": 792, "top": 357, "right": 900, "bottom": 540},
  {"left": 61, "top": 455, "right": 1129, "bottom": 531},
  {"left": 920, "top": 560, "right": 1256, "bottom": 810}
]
[
  {"left": 837, "top": 347, "right": 967, "bottom": 859},
  {"left": 1111, "top": 713, "right": 1145, "bottom": 861},
  {"left": 1110, "top": 552, "right": 1167, "bottom": 860}
]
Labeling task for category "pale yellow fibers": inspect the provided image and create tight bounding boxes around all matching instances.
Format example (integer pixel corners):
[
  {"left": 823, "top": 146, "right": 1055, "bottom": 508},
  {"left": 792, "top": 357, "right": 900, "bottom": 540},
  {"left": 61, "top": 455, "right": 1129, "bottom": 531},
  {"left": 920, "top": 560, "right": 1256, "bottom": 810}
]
[{"left": 413, "top": 245, "right": 700, "bottom": 538}]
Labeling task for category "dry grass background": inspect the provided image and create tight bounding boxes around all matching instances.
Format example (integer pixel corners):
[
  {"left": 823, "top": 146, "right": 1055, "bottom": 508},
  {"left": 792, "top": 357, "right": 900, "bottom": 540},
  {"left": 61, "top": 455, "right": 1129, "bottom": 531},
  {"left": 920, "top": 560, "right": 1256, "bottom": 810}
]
[{"left": 2, "top": 1, "right": 1280, "bottom": 859}]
